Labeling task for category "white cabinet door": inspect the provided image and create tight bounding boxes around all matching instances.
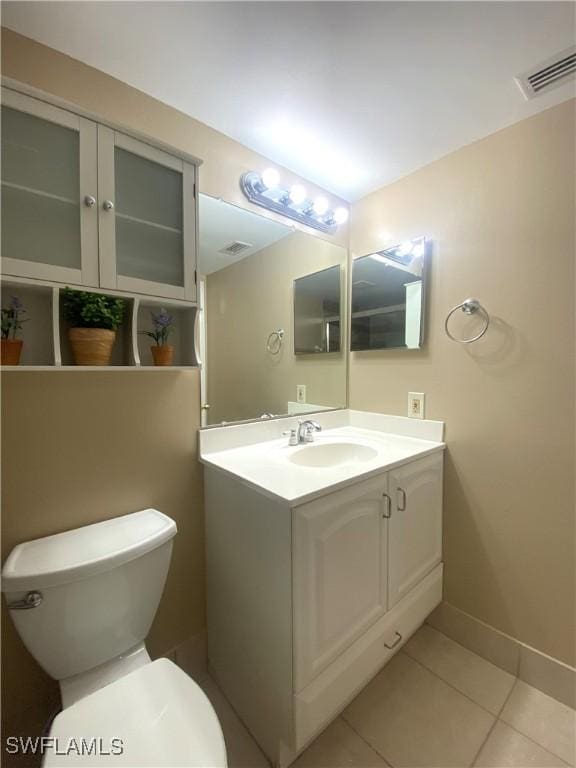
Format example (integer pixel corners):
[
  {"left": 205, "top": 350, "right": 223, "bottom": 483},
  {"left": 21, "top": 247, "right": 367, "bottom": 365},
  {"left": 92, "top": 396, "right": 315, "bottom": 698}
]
[
  {"left": 293, "top": 474, "right": 389, "bottom": 691},
  {"left": 1, "top": 88, "right": 98, "bottom": 286},
  {"left": 388, "top": 452, "right": 443, "bottom": 608},
  {"left": 98, "top": 127, "right": 197, "bottom": 302}
]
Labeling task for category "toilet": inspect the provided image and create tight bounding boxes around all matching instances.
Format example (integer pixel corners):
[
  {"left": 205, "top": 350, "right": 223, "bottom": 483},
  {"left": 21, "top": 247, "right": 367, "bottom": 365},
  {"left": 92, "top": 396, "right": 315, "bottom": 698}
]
[{"left": 2, "top": 509, "right": 227, "bottom": 767}]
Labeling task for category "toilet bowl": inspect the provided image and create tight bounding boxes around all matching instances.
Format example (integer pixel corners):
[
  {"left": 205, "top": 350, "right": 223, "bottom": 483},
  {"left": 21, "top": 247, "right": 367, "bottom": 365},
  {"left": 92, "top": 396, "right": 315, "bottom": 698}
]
[{"left": 2, "top": 509, "right": 227, "bottom": 767}]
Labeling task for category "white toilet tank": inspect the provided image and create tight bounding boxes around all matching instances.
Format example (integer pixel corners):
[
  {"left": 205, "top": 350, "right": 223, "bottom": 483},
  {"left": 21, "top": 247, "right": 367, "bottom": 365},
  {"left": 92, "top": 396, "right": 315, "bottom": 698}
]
[{"left": 1, "top": 509, "right": 177, "bottom": 681}]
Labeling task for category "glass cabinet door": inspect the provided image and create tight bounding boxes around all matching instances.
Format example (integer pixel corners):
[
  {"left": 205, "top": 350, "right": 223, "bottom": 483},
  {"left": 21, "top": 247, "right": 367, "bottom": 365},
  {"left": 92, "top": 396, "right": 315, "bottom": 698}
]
[
  {"left": 98, "top": 128, "right": 197, "bottom": 302},
  {"left": 1, "top": 88, "right": 98, "bottom": 285}
]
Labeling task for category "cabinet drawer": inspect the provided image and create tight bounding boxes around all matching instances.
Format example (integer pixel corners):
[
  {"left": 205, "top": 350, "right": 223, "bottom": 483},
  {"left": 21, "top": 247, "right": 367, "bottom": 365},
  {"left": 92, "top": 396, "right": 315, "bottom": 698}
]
[{"left": 293, "top": 563, "right": 443, "bottom": 752}]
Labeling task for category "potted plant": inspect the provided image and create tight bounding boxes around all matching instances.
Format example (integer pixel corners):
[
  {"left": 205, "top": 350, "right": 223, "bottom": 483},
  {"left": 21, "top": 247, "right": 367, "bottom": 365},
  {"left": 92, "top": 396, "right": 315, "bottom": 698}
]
[
  {"left": 1, "top": 296, "right": 27, "bottom": 365},
  {"left": 140, "top": 308, "right": 175, "bottom": 366},
  {"left": 62, "top": 288, "right": 125, "bottom": 366}
]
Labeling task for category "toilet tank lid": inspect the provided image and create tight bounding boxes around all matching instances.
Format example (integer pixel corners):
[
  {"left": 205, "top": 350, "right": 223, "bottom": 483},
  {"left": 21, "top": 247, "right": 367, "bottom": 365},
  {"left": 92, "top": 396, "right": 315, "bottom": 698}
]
[{"left": 1, "top": 509, "right": 177, "bottom": 592}]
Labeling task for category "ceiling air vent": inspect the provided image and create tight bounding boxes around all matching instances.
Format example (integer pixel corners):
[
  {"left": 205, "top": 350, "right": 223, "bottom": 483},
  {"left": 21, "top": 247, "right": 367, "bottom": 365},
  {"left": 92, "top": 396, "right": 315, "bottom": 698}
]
[
  {"left": 353, "top": 280, "right": 376, "bottom": 289},
  {"left": 515, "top": 46, "right": 576, "bottom": 100},
  {"left": 218, "top": 240, "right": 252, "bottom": 256}
]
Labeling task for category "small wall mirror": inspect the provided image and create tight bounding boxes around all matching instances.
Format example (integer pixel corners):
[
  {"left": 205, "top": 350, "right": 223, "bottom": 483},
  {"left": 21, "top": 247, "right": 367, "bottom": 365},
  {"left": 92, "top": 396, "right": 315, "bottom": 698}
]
[
  {"left": 294, "top": 265, "right": 342, "bottom": 354},
  {"left": 351, "top": 237, "right": 428, "bottom": 351}
]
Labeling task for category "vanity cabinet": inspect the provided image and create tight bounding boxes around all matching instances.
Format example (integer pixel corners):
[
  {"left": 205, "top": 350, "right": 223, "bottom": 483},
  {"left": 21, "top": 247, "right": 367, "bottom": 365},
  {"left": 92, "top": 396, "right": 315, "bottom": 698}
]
[
  {"left": 205, "top": 449, "right": 444, "bottom": 767},
  {"left": 1, "top": 87, "right": 198, "bottom": 303}
]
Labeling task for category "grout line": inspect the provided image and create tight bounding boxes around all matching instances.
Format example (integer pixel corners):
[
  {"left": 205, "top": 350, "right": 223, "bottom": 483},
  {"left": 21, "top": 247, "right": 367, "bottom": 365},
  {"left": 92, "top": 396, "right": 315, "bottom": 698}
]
[
  {"left": 340, "top": 713, "right": 398, "bottom": 767},
  {"left": 422, "top": 622, "right": 519, "bottom": 678},
  {"left": 399, "top": 648, "right": 515, "bottom": 719},
  {"left": 470, "top": 678, "right": 517, "bottom": 767},
  {"left": 495, "top": 718, "right": 573, "bottom": 767}
]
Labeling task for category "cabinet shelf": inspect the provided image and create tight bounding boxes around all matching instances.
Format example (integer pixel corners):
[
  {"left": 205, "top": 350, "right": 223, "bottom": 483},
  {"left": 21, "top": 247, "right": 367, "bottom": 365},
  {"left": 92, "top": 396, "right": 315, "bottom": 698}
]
[
  {"left": 1, "top": 366, "right": 200, "bottom": 372},
  {"left": 1, "top": 180, "right": 77, "bottom": 207},
  {"left": 1, "top": 279, "right": 200, "bottom": 371},
  {"left": 115, "top": 211, "right": 182, "bottom": 235}
]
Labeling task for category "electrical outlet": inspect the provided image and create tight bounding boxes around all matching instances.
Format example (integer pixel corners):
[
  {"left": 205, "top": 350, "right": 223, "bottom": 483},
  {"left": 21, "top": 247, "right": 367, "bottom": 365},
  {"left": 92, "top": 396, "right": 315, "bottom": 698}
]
[
  {"left": 296, "top": 384, "right": 307, "bottom": 404},
  {"left": 408, "top": 392, "right": 425, "bottom": 419}
]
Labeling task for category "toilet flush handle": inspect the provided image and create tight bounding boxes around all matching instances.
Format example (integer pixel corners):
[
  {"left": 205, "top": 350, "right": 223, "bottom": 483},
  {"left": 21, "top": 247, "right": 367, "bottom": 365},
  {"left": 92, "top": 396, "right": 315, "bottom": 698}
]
[{"left": 6, "top": 591, "right": 43, "bottom": 610}]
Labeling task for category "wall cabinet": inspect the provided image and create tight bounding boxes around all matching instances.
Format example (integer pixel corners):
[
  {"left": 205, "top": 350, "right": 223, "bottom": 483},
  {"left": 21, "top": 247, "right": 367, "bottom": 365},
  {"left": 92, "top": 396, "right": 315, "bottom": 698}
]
[
  {"left": 205, "top": 450, "right": 444, "bottom": 767},
  {"left": 1, "top": 88, "right": 98, "bottom": 287},
  {"left": 1, "top": 87, "right": 198, "bottom": 303}
]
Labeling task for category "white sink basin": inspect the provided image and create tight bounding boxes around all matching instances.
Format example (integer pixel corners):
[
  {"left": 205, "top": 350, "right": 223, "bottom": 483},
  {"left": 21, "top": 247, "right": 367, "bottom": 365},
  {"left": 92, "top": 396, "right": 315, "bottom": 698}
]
[{"left": 289, "top": 441, "right": 378, "bottom": 468}]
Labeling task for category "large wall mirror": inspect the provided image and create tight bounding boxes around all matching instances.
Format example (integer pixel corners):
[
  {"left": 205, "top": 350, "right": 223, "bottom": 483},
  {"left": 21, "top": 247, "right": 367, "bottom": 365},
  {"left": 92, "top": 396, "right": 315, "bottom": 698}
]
[
  {"left": 351, "top": 237, "right": 428, "bottom": 351},
  {"left": 198, "top": 194, "right": 347, "bottom": 425}
]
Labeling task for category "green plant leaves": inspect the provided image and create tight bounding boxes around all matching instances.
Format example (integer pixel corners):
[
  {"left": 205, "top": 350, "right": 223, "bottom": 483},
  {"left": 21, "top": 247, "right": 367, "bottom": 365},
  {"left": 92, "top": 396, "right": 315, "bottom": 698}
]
[{"left": 62, "top": 288, "right": 125, "bottom": 330}]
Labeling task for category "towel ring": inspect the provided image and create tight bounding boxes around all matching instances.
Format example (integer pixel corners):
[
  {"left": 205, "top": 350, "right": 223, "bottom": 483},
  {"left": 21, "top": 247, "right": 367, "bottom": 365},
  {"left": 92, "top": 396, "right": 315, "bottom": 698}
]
[
  {"left": 266, "top": 328, "right": 284, "bottom": 355},
  {"left": 445, "top": 298, "right": 490, "bottom": 344}
]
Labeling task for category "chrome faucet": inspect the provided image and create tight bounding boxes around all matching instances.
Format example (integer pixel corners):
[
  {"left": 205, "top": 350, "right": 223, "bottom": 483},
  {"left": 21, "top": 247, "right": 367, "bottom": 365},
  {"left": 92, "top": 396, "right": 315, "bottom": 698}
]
[
  {"left": 283, "top": 419, "right": 323, "bottom": 446},
  {"left": 297, "top": 419, "right": 322, "bottom": 444}
]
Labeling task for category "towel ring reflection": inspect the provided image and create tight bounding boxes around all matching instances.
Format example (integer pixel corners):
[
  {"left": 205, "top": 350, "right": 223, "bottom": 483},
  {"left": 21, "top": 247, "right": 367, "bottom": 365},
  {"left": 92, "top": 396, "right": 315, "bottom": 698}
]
[
  {"left": 266, "top": 329, "right": 284, "bottom": 355},
  {"left": 445, "top": 298, "right": 490, "bottom": 344}
]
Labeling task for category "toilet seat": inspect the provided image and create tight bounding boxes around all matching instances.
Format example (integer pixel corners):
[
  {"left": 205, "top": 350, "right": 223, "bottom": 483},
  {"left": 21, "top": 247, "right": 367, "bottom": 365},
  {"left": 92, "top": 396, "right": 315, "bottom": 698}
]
[{"left": 43, "top": 659, "right": 227, "bottom": 767}]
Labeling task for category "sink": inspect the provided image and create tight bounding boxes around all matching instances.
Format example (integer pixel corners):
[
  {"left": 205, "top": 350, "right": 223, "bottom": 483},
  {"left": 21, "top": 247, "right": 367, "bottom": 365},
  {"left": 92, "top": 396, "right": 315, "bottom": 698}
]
[{"left": 288, "top": 442, "right": 378, "bottom": 468}]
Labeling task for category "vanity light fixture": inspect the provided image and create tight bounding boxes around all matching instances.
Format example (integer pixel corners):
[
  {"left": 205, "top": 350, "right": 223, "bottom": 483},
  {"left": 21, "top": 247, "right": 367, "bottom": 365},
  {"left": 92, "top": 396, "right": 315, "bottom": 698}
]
[{"left": 240, "top": 169, "right": 349, "bottom": 234}]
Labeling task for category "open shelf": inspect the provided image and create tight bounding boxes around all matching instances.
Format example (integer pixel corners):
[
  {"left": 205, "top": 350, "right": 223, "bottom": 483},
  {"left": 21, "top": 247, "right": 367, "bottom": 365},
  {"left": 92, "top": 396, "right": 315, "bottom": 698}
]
[
  {"left": 58, "top": 294, "right": 136, "bottom": 367},
  {"left": 0, "top": 282, "right": 57, "bottom": 365},
  {"left": 1, "top": 278, "right": 200, "bottom": 370},
  {"left": 136, "top": 300, "right": 198, "bottom": 367}
]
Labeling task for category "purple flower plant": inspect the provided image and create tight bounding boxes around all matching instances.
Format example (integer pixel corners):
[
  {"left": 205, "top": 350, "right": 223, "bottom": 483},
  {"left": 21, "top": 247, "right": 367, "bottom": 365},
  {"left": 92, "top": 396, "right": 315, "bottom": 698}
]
[
  {"left": 139, "top": 308, "right": 174, "bottom": 346},
  {"left": 1, "top": 296, "right": 28, "bottom": 340}
]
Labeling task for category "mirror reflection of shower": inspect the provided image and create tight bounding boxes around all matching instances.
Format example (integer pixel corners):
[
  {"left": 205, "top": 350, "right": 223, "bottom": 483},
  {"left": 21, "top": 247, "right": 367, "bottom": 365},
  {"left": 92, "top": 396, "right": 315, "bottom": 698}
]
[
  {"left": 294, "top": 265, "right": 342, "bottom": 355},
  {"left": 351, "top": 237, "right": 428, "bottom": 351}
]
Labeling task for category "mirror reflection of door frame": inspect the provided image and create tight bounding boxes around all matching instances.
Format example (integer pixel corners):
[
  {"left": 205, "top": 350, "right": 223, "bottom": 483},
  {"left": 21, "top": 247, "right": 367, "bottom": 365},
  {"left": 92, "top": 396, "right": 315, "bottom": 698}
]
[{"left": 198, "top": 275, "right": 209, "bottom": 426}]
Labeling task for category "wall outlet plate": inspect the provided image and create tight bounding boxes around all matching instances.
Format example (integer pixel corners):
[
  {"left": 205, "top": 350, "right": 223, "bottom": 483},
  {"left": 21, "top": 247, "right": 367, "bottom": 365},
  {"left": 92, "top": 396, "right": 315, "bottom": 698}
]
[
  {"left": 408, "top": 392, "right": 425, "bottom": 419},
  {"left": 296, "top": 384, "right": 307, "bottom": 404}
]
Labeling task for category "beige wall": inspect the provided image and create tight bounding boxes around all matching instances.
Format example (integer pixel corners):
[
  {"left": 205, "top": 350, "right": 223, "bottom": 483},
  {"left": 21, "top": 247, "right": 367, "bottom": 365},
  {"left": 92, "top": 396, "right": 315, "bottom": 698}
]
[
  {"left": 350, "top": 99, "right": 576, "bottom": 666},
  {"left": 206, "top": 231, "right": 347, "bottom": 423},
  {"left": 1, "top": 371, "right": 203, "bottom": 746},
  {"left": 0, "top": 29, "right": 348, "bottom": 247},
  {"left": 0, "top": 29, "right": 347, "bottom": 749}
]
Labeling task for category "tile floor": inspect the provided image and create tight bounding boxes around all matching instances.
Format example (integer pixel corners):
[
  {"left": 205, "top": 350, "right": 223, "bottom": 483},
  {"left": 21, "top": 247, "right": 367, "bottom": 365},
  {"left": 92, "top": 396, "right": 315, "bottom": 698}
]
[{"left": 200, "top": 624, "right": 575, "bottom": 768}]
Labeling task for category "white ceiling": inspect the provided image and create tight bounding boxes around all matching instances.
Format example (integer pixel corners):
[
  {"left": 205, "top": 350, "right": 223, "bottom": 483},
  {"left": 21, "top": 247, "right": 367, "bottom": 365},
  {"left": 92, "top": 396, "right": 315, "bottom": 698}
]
[
  {"left": 3, "top": 1, "right": 575, "bottom": 201},
  {"left": 198, "top": 193, "right": 290, "bottom": 274}
]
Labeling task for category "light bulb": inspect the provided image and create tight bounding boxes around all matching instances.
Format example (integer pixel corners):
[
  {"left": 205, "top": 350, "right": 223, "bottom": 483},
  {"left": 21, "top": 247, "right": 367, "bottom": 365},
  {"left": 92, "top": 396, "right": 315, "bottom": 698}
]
[
  {"left": 261, "top": 167, "right": 280, "bottom": 190},
  {"left": 398, "top": 240, "right": 414, "bottom": 256},
  {"left": 313, "top": 196, "right": 329, "bottom": 216},
  {"left": 333, "top": 207, "right": 349, "bottom": 225},
  {"left": 289, "top": 184, "right": 307, "bottom": 205}
]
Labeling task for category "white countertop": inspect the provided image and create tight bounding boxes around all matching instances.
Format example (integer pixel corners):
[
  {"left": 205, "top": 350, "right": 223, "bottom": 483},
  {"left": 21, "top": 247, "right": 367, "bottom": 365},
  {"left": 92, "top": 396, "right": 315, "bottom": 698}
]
[{"left": 199, "top": 410, "right": 445, "bottom": 506}]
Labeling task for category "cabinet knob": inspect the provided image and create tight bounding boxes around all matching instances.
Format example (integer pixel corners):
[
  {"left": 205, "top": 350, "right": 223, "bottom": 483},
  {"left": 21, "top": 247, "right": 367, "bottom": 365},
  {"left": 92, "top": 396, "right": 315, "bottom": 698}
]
[
  {"left": 84, "top": 195, "right": 96, "bottom": 208},
  {"left": 102, "top": 199, "right": 115, "bottom": 212}
]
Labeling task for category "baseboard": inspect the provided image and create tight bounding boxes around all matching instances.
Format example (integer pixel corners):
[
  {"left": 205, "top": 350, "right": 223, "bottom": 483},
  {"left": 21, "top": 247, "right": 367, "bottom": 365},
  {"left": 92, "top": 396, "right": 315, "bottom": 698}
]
[
  {"left": 165, "top": 629, "right": 208, "bottom": 683},
  {"left": 427, "top": 601, "right": 575, "bottom": 710}
]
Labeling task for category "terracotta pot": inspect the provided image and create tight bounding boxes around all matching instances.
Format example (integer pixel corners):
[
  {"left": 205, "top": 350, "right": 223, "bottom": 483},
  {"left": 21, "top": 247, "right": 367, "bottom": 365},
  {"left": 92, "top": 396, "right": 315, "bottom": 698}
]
[
  {"left": 1, "top": 339, "right": 23, "bottom": 366},
  {"left": 69, "top": 328, "right": 116, "bottom": 366},
  {"left": 151, "top": 344, "right": 174, "bottom": 367}
]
